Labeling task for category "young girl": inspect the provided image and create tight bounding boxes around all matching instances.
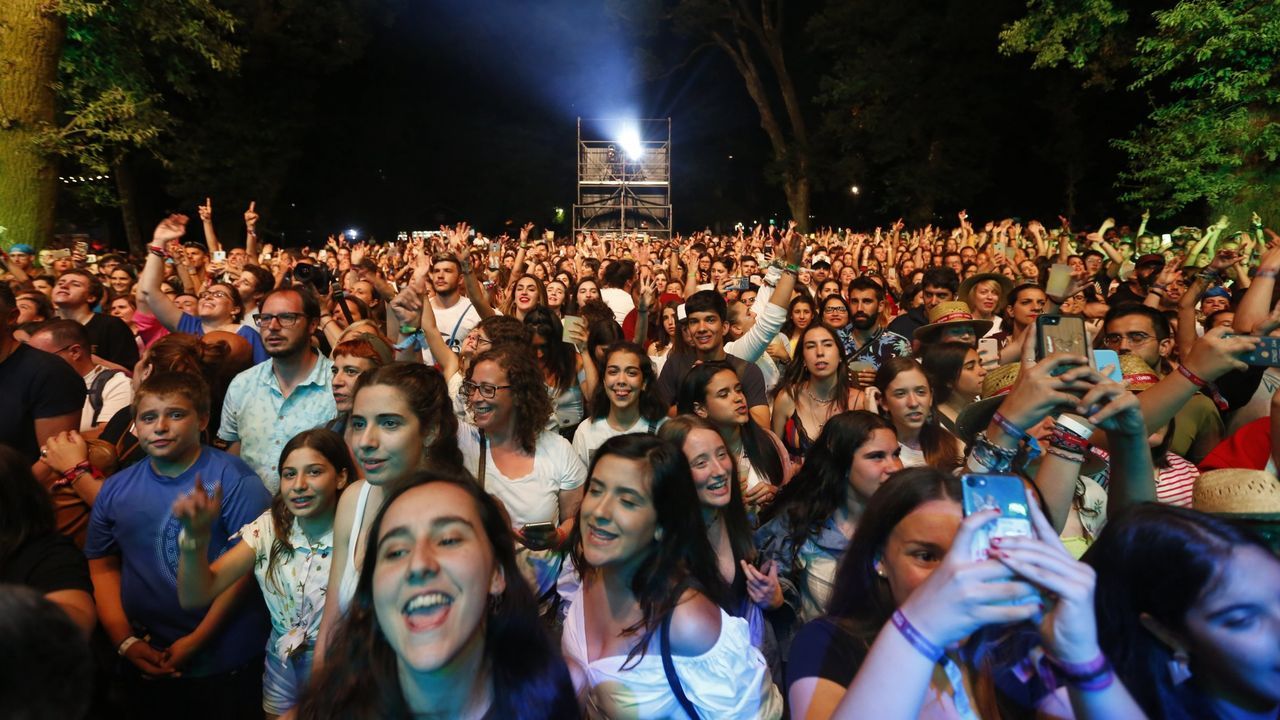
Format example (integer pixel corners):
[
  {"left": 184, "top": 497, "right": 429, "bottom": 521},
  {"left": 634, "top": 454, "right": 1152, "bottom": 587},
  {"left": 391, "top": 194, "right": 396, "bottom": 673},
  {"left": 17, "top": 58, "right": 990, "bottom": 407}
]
[
  {"left": 572, "top": 342, "right": 667, "bottom": 466},
  {"left": 873, "top": 357, "right": 962, "bottom": 470},
  {"left": 296, "top": 471, "right": 579, "bottom": 719},
  {"left": 920, "top": 341, "right": 987, "bottom": 442},
  {"left": 677, "top": 361, "right": 792, "bottom": 510},
  {"left": 173, "top": 429, "right": 357, "bottom": 718},
  {"left": 315, "top": 363, "right": 462, "bottom": 661},
  {"left": 562, "top": 433, "right": 783, "bottom": 718}
]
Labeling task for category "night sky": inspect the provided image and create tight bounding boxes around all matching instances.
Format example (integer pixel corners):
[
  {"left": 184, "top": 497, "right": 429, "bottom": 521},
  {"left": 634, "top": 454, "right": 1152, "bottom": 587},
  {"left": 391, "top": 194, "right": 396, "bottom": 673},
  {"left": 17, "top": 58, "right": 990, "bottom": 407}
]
[{"left": 278, "top": 0, "right": 774, "bottom": 242}]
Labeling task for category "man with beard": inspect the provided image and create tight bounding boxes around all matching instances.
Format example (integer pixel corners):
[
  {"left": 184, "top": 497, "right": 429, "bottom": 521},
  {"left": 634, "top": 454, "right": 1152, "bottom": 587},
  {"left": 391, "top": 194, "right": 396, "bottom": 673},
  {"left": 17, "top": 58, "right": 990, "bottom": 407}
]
[
  {"left": 421, "top": 249, "right": 479, "bottom": 363},
  {"left": 218, "top": 287, "right": 336, "bottom": 493},
  {"left": 839, "top": 277, "right": 912, "bottom": 387}
]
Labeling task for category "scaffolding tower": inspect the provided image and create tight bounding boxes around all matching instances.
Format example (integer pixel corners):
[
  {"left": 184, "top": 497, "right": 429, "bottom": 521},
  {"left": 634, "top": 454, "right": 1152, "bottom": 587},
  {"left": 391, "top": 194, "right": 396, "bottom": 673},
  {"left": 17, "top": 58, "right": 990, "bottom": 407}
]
[{"left": 573, "top": 118, "right": 672, "bottom": 240}]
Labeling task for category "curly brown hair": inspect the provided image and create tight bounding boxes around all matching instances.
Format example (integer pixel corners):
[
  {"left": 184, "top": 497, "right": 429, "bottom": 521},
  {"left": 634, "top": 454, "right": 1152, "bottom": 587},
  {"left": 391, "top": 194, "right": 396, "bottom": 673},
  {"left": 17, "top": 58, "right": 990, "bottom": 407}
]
[{"left": 469, "top": 344, "right": 551, "bottom": 454}]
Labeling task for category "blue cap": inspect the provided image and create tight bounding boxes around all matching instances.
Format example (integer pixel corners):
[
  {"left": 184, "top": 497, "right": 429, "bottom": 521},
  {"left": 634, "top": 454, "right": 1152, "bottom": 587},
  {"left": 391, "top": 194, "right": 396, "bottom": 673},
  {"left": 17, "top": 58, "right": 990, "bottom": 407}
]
[
  {"left": 1202, "top": 286, "right": 1230, "bottom": 300},
  {"left": 8, "top": 244, "right": 34, "bottom": 255}
]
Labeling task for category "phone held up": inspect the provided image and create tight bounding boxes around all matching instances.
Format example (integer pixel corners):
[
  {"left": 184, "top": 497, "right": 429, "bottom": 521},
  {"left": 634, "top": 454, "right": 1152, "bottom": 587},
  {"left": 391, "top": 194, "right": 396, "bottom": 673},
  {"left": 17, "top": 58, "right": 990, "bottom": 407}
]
[
  {"left": 1225, "top": 334, "right": 1280, "bottom": 368},
  {"left": 961, "top": 474, "right": 1033, "bottom": 562}
]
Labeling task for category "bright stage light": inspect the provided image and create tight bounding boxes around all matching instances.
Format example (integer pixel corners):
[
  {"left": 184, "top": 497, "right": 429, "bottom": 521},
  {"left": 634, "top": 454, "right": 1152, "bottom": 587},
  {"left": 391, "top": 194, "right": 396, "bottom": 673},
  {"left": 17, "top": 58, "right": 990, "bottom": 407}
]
[
  {"left": 346, "top": 228, "right": 358, "bottom": 239},
  {"left": 618, "top": 126, "right": 643, "bottom": 160}
]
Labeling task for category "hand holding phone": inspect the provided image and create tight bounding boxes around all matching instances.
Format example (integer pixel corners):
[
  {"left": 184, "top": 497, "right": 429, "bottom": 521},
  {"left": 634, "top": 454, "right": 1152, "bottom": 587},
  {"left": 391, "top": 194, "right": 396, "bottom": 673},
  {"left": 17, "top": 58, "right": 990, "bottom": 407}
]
[
  {"left": 962, "top": 474, "right": 1033, "bottom": 562},
  {"left": 520, "top": 522, "right": 558, "bottom": 551}
]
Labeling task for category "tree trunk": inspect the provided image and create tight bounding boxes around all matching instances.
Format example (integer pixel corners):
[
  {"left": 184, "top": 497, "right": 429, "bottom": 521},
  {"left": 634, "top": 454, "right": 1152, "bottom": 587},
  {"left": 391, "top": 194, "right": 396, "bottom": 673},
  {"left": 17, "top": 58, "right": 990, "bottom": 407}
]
[
  {"left": 0, "top": 0, "right": 65, "bottom": 249},
  {"left": 113, "top": 154, "right": 146, "bottom": 256}
]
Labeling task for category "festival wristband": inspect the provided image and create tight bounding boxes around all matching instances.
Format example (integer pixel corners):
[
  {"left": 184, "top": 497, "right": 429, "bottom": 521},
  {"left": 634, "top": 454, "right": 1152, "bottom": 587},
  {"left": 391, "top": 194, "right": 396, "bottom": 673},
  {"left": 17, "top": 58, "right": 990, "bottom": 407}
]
[
  {"left": 1176, "top": 363, "right": 1207, "bottom": 388},
  {"left": 891, "top": 609, "right": 944, "bottom": 663},
  {"left": 1047, "top": 652, "right": 1115, "bottom": 692},
  {"left": 117, "top": 636, "right": 142, "bottom": 657},
  {"left": 991, "top": 411, "right": 1030, "bottom": 444},
  {"left": 1257, "top": 268, "right": 1279, "bottom": 280}
]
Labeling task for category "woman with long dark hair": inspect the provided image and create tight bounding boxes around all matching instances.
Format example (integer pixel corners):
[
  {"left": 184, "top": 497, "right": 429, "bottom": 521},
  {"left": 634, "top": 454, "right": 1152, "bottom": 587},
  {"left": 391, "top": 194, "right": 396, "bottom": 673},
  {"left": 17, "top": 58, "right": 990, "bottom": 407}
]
[
  {"left": 771, "top": 324, "right": 866, "bottom": 464},
  {"left": 524, "top": 306, "right": 598, "bottom": 434},
  {"left": 920, "top": 341, "right": 987, "bottom": 441},
  {"left": 756, "top": 411, "right": 901, "bottom": 629},
  {"left": 781, "top": 295, "right": 816, "bottom": 355},
  {"left": 1086, "top": 504, "right": 1280, "bottom": 720},
  {"left": 677, "top": 361, "right": 793, "bottom": 512},
  {"left": 791, "top": 468, "right": 1145, "bottom": 719},
  {"left": 296, "top": 471, "right": 579, "bottom": 719},
  {"left": 645, "top": 299, "right": 682, "bottom": 377},
  {"left": 316, "top": 363, "right": 462, "bottom": 661},
  {"left": 573, "top": 342, "right": 667, "bottom": 466},
  {"left": 501, "top": 275, "right": 546, "bottom": 322},
  {"left": 562, "top": 433, "right": 783, "bottom": 718},
  {"left": 873, "top": 357, "right": 962, "bottom": 471}
]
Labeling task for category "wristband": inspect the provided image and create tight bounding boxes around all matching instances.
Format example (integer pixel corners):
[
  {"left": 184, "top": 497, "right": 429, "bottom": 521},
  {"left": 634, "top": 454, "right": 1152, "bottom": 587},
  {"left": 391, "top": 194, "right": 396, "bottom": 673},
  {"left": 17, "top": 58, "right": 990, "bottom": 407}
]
[
  {"left": 177, "top": 529, "right": 208, "bottom": 553},
  {"left": 399, "top": 324, "right": 420, "bottom": 335},
  {"left": 54, "top": 461, "right": 95, "bottom": 488},
  {"left": 148, "top": 246, "right": 169, "bottom": 259},
  {"left": 891, "top": 609, "right": 944, "bottom": 663},
  {"left": 966, "top": 431, "right": 1018, "bottom": 473},
  {"left": 117, "top": 636, "right": 142, "bottom": 657},
  {"left": 1257, "top": 268, "right": 1279, "bottom": 280},
  {"left": 1046, "top": 445, "right": 1086, "bottom": 463},
  {"left": 1177, "top": 363, "right": 1207, "bottom": 388},
  {"left": 991, "top": 411, "right": 1030, "bottom": 444},
  {"left": 1047, "top": 652, "right": 1115, "bottom": 692}
]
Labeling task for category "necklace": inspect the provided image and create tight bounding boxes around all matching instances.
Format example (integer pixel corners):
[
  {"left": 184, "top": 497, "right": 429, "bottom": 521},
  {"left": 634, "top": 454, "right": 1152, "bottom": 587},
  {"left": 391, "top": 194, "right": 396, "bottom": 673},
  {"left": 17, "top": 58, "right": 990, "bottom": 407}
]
[{"left": 804, "top": 384, "right": 837, "bottom": 405}]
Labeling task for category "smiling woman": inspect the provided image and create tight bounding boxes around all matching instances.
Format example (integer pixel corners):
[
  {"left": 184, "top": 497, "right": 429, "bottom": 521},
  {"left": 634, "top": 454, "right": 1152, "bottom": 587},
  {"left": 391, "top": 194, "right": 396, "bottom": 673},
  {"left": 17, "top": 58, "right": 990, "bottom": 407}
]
[{"left": 296, "top": 471, "right": 578, "bottom": 719}]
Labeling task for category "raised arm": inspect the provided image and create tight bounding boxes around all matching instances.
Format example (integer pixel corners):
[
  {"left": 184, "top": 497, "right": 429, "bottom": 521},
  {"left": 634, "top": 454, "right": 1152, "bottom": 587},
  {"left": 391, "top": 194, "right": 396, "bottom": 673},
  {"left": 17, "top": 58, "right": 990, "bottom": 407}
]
[
  {"left": 1234, "top": 238, "right": 1280, "bottom": 333},
  {"left": 140, "top": 214, "right": 190, "bottom": 331},
  {"left": 197, "top": 197, "right": 221, "bottom": 255},
  {"left": 419, "top": 284, "right": 460, "bottom": 380},
  {"left": 243, "top": 202, "right": 260, "bottom": 259},
  {"left": 172, "top": 482, "right": 257, "bottom": 609}
]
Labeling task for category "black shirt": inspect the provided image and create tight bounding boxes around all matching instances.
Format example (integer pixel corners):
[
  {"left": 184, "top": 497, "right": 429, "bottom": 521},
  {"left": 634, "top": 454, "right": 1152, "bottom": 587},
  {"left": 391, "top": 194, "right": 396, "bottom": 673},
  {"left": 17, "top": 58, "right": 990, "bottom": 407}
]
[
  {"left": 0, "top": 531, "right": 93, "bottom": 594},
  {"left": 656, "top": 349, "right": 768, "bottom": 410},
  {"left": 0, "top": 343, "right": 87, "bottom": 462},
  {"left": 83, "top": 312, "right": 140, "bottom": 369},
  {"left": 887, "top": 307, "right": 928, "bottom": 340}
]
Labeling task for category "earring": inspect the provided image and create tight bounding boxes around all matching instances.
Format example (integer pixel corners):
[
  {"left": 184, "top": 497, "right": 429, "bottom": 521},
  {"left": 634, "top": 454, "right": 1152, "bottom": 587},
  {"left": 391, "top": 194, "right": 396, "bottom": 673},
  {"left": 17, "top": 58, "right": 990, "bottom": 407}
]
[
  {"left": 1168, "top": 650, "right": 1192, "bottom": 685},
  {"left": 654, "top": 527, "right": 664, "bottom": 542},
  {"left": 488, "top": 592, "right": 503, "bottom": 615}
]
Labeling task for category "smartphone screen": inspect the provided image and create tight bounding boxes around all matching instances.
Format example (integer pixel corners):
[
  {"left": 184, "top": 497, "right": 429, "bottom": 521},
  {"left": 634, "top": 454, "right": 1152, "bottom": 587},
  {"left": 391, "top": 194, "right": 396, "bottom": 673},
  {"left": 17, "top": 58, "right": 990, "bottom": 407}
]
[
  {"left": 212, "top": 250, "right": 227, "bottom": 263},
  {"left": 977, "top": 338, "right": 1000, "bottom": 369},
  {"left": 1227, "top": 335, "right": 1280, "bottom": 367},
  {"left": 1036, "top": 314, "right": 1089, "bottom": 361},
  {"left": 961, "top": 474, "right": 1033, "bottom": 561},
  {"left": 1092, "top": 349, "right": 1122, "bottom": 383}
]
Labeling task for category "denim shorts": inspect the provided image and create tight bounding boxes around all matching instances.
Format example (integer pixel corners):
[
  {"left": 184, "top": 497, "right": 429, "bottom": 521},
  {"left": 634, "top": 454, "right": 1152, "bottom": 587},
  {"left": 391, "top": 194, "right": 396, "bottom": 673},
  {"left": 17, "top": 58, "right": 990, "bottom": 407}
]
[{"left": 262, "top": 649, "right": 313, "bottom": 715}]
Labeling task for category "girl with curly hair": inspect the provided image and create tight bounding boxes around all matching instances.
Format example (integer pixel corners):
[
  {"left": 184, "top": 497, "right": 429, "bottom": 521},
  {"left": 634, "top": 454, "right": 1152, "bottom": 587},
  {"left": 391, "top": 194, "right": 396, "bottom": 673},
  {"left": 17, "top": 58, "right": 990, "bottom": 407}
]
[{"left": 457, "top": 343, "right": 587, "bottom": 598}]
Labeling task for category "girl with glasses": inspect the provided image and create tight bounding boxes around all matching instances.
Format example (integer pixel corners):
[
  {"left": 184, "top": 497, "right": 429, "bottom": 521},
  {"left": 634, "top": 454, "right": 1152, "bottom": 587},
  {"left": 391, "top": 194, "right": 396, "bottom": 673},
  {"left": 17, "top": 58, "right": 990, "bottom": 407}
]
[{"left": 457, "top": 343, "right": 587, "bottom": 601}]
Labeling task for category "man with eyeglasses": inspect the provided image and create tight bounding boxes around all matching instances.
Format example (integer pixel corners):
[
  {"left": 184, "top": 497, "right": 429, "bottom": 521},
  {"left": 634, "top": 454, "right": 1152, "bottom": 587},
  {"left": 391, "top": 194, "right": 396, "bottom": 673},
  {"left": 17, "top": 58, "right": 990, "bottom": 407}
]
[
  {"left": 218, "top": 286, "right": 336, "bottom": 493},
  {"left": 51, "top": 267, "right": 139, "bottom": 369},
  {"left": 27, "top": 319, "right": 133, "bottom": 434},
  {"left": 1102, "top": 303, "right": 1223, "bottom": 462}
]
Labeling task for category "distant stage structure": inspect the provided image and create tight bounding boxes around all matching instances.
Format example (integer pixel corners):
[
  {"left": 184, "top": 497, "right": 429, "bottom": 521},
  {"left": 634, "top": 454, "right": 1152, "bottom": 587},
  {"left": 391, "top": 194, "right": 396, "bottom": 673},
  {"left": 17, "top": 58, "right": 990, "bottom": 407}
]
[{"left": 573, "top": 118, "right": 672, "bottom": 240}]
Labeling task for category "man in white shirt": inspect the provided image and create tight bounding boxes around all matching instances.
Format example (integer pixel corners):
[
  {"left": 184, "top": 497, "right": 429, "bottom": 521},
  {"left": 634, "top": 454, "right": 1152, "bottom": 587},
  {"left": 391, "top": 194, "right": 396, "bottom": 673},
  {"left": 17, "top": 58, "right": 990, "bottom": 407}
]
[
  {"left": 422, "top": 251, "right": 479, "bottom": 364},
  {"left": 26, "top": 319, "right": 133, "bottom": 432},
  {"left": 599, "top": 259, "right": 636, "bottom": 325}
]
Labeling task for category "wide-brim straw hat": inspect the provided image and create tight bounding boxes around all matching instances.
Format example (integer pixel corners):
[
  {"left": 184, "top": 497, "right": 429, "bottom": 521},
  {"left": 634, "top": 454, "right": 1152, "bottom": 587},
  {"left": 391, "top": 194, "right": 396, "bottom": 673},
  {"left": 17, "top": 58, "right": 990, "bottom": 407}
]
[
  {"left": 1119, "top": 354, "right": 1160, "bottom": 392},
  {"left": 956, "top": 362, "right": 1022, "bottom": 444},
  {"left": 1194, "top": 468, "right": 1280, "bottom": 550},
  {"left": 914, "top": 301, "right": 994, "bottom": 343}
]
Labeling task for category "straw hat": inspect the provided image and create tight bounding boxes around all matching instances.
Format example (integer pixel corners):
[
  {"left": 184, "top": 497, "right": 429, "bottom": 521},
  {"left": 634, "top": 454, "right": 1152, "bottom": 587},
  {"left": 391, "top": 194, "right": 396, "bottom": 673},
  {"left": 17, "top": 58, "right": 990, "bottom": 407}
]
[
  {"left": 1118, "top": 354, "right": 1159, "bottom": 392},
  {"left": 914, "top": 301, "right": 993, "bottom": 343},
  {"left": 1194, "top": 469, "right": 1280, "bottom": 515},
  {"left": 955, "top": 362, "right": 1022, "bottom": 443}
]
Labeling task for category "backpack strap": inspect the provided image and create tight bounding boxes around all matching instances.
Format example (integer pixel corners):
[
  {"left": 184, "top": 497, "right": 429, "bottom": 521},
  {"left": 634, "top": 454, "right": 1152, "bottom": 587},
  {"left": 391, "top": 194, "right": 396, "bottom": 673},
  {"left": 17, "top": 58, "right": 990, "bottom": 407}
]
[
  {"left": 660, "top": 612, "right": 702, "bottom": 720},
  {"left": 87, "top": 368, "right": 121, "bottom": 425}
]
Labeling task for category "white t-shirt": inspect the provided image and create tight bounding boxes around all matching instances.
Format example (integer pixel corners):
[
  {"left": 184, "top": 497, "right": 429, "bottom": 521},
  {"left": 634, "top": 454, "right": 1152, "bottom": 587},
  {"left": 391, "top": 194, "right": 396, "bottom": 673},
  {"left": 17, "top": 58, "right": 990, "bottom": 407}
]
[
  {"left": 81, "top": 365, "right": 133, "bottom": 431},
  {"left": 457, "top": 423, "right": 587, "bottom": 527},
  {"left": 571, "top": 416, "right": 665, "bottom": 466},
  {"left": 421, "top": 295, "right": 479, "bottom": 365},
  {"left": 599, "top": 287, "right": 635, "bottom": 326},
  {"left": 899, "top": 443, "right": 926, "bottom": 468}
]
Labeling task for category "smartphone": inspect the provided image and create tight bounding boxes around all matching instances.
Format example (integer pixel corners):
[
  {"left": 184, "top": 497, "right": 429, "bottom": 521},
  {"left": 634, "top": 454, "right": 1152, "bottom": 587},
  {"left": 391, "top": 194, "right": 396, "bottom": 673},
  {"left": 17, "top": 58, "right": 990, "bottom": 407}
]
[
  {"left": 74, "top": 240, "right": 88, "bottom": 257},
  {"left": 489, "top": 239, "right": 501, "bottom": 255},
  {"left": 521, "top": 522, "right": 557, "bottom": 548},
  {"left": 212, "top": 250, "right": 227, "bottom": 263},
  {"left": 1161, "top": 233, "right": 1172, "bottom": 244},
  {"left": 977, "top": 338, "right": 1000, "bottom": 369},
  {"left": 1036, "top": 314, "right": 1090, "bottom": 361},
  {"left": 961, "top": 474, "right": 1033, "bottom": 562},
  {"left": 1092, "top": 349, "right": 1122, "bottom": 383},
  {"left": 1227, "top": 335, "right": 1280, "bottom": 367},
  {"left": 727, "top": 277, "right": 750, "bottom": 292}
]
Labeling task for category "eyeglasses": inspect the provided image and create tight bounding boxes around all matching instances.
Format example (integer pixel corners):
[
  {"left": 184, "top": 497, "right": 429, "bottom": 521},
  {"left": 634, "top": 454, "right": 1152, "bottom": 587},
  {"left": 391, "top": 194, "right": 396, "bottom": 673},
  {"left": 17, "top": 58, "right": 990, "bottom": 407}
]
[
  {"left": 1101, "top": 331, "right": 1155, "bottom": 348},
  {"left": 254, "top": 312, "right": 306, "bottom": 328},
  {"left": 823, "top": 306, "right": 848, "bottom": 315},
  {"left": 459, "top": 380, "right": 512, "bottom": 399},
  {"left": 199, "top": 290, "right": 231, "bottom": 300}
]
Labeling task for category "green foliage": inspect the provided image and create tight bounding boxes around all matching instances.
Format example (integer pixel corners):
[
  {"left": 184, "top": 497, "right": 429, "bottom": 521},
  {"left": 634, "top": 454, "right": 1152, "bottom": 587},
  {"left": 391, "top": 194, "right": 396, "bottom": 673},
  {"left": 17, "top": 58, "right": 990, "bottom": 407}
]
[{"left": 1001, "top": 0, "right": 1280, "bottom": 218}]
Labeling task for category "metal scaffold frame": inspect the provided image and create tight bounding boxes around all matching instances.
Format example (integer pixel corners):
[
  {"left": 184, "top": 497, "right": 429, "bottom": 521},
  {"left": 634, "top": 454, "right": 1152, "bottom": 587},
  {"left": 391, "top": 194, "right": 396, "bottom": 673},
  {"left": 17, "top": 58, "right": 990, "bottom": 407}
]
[{"left": 573, "top": 118, "right": 672, "bottom": 240}]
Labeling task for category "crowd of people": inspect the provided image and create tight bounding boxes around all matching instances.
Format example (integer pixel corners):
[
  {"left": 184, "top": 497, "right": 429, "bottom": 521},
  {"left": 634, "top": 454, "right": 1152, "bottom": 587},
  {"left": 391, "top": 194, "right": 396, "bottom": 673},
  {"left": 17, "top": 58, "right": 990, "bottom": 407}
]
[{"left": 2, "top": 202, "right": 1279, "bottom": 720}]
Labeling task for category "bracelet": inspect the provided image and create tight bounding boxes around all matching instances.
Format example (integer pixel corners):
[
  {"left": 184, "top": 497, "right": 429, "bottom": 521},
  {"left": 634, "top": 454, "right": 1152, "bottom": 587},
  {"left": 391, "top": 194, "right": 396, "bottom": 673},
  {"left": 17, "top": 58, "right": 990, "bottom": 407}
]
[
  {"left": 54, "top": 461, "right": 94, "bottom": 488},
  {"left": 400, "top": 324, "right": 420, "bottom": 335},
  {"left": 459, "top": 263, "right": 473, "bottom": 274},
  {"left": 785, "top": 262, "right": 799, "bottom": 273},
  {"left": 177, "top": 529, "right": 208, "bottom": 553},
  {"left": 1045, "top": 445, "right": 1086, "bottom": 464},
  {"left": 117, "top": 636, "right": 142, "bottom": 657},
  {"left": 148, "top": 246, "right": 169, "bottom": 259},
  {"left": 1047, "top": 652, "right": 1115, "bottom": 691},
  {"left": 1257, "top": 268, "right": 1279, "bottom": 279},
  {"left": 991, "top": 411, "right": 1031, "bottom": 444},
  {"left": 1177, "top": 363, "right": 1208, "bottom": 388},
  {"left": 967, "top": 431, "right": 1018, "bottom": 473},
  {"left": 891, "top": 609, "right": 944, "bottom": 663}
]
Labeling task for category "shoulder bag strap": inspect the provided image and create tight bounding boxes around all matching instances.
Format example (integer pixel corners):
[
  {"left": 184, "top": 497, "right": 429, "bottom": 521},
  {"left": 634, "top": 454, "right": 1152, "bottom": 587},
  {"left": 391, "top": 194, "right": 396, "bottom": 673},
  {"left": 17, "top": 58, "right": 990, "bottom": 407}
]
[
  {"left": 660, "top": 612, "right": 702, "bottom": 720},
  {"left": 477, "top": 429, "right": 487, "bottom": 484}
]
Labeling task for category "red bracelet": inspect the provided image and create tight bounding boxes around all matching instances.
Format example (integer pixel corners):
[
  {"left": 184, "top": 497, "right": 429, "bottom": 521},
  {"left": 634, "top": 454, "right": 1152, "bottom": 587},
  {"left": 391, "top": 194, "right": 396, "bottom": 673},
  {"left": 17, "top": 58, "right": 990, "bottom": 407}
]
[
  {"left": 54, "top": 461, "right": 93, "bottom": 488},
  {"left": 1177, "top": 363, "right": 1207, "bottom": 388},
  {"left": 1049, "top": 427, "right": 1090, "bottom": 454}
]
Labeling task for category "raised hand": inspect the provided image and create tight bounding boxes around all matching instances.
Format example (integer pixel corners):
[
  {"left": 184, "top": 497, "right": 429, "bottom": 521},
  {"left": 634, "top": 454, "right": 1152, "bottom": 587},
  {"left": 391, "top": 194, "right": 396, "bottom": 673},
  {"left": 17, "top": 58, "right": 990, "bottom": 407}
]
[
  {"left": 152, "top": 214, "right": 189, "bottom": 248},
  {"left": 170, "top": 477, "right": 221, "bottom": 541},
  {"left": 1208, "top": 248, "right": 1240, "bottom": 272},
  {"left": 519, "top": 222, "right": 535, "bottom": 243},
  {"left": 198, "top": 197, "right": 213, "bottom": 223},
  {"left": 244, "top": 201, "right": 258, "bottom": 230}
]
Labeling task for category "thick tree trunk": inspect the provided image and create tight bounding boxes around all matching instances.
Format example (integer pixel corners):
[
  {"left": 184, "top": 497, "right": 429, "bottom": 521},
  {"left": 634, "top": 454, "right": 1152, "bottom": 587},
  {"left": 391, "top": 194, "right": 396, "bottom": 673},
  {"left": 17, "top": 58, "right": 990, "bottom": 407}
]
[
  {"left": 112, "top": 154, "right": 146, "bottom": 256},
  {"left": 0, "top": 0, "right": 65, "bottom": 249}
]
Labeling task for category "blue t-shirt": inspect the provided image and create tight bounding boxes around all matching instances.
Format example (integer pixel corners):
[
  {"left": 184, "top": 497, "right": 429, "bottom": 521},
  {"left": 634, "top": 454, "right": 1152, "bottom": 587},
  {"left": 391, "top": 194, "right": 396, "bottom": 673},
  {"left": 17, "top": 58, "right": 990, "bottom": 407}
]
[
  {"left": 176, "top": 313, "right": 269, "bottom": 364},
  {"left": 85, "top": 447, "right": 272, "bottom": 675}
]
